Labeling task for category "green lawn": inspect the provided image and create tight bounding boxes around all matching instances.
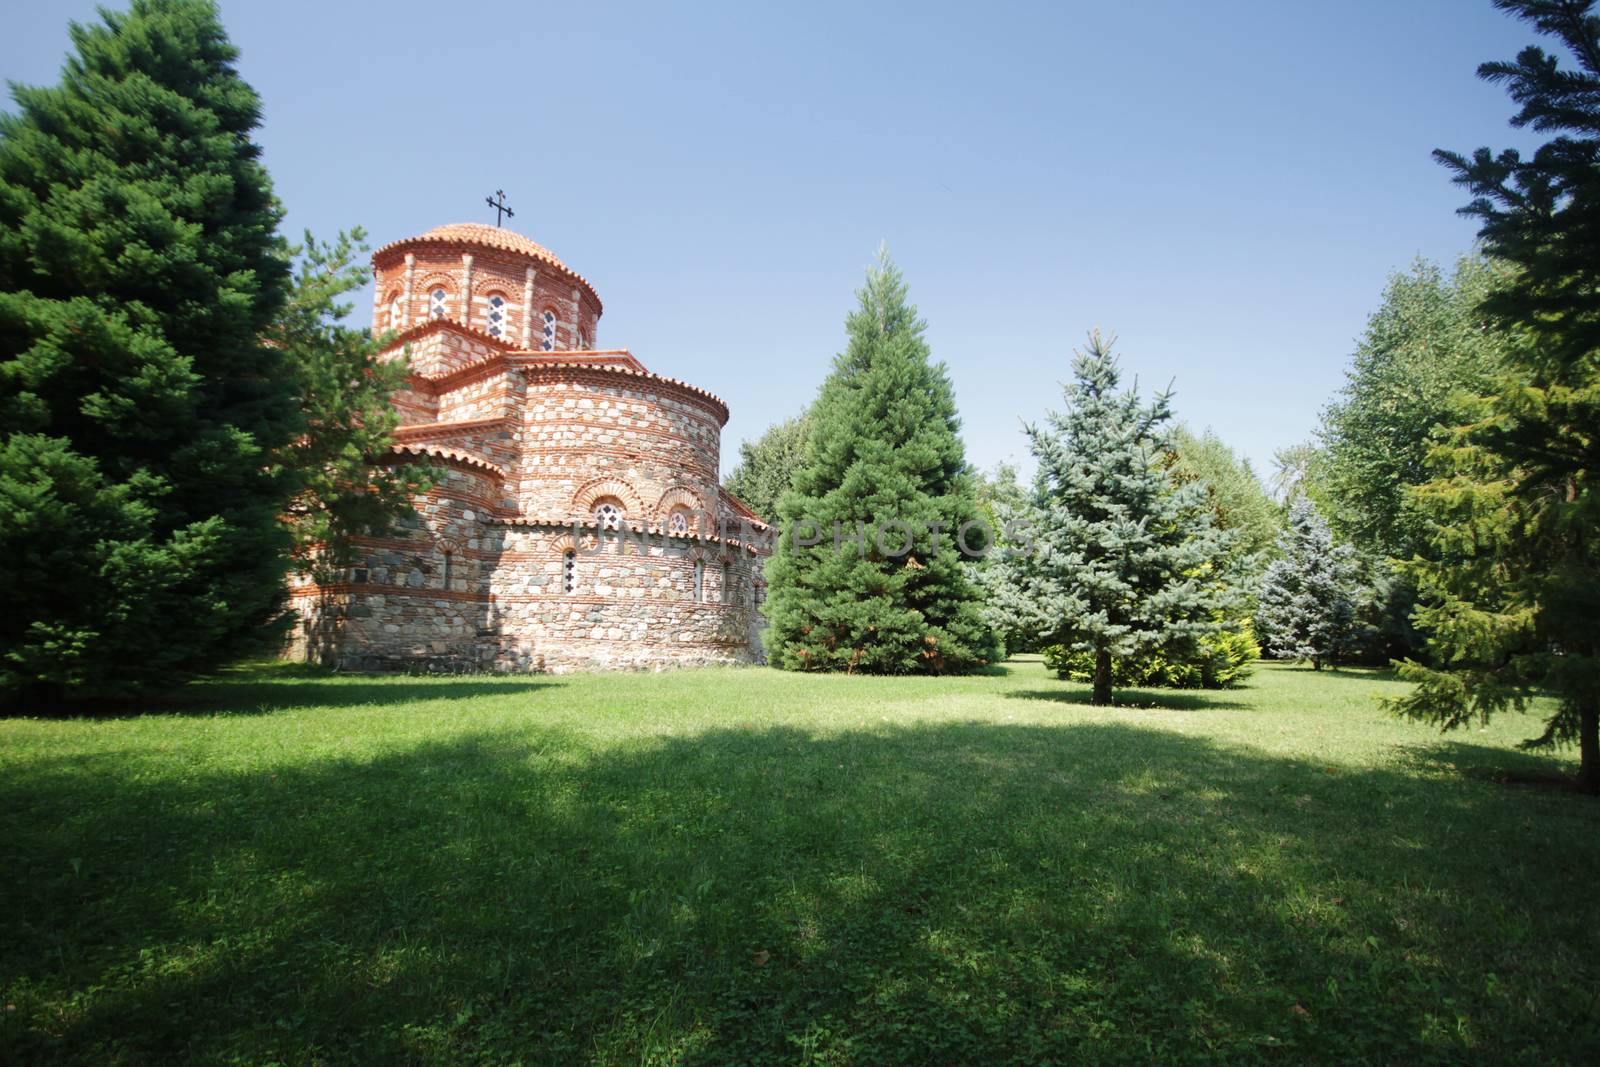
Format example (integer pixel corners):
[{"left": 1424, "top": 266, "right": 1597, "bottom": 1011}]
[{"left": 2, "top": 659, "right": 1597, "bottom": 1065}]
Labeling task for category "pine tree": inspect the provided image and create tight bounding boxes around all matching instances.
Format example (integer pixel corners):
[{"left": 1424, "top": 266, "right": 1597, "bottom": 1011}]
[
  {"left": 997, "top": 333, "right": 1235, "bottom": 705},
  {"left": 0, "top": 0, "right": 294, "bottom": 700},
  {"left": 1389, "top": 0, "right": 1600, "bottom": 792},
  {"left": 275, "top": 229, "right": 433, "bottom": 583},
  {"left": 1255, "top": 498, "right": 1359, "bottom": 670},
  {"left": 763, "top": 250, "right": 997, "bottom": 673}
]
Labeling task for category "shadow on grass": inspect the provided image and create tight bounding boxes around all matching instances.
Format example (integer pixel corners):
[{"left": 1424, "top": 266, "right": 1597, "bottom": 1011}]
[
  {"left": 1395, "top": 738, "right": 1582, "bottom": 791},
  {"left": 1263, "top": 662, "right": 1402, "bottom": 683},
  {"left": 1004, "top": 687, "right": 1252, "bottom": 711},
  {"left": 2, "top": 718, "right": 1597, "bottom": 1064},
  {"left": 5, "top": 664, "right": 560, "bottom": 719}
]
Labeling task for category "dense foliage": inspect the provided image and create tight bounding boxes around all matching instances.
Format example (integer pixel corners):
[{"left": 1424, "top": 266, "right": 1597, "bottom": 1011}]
[
  {"left": 995, "top": 333, "right": 1237, "bottom": 704},
  {"left": 1318, "top": 256, "right": 1508, "bottom": 562},
  {"left": 722, "top": 412, "right": 811, "bottom": 524},
  {"left": 1256, "top": 498, "right": 1360, "bottom": 670},
  {"left": 763, "top": 251, "right": 997, "bottom": 673},
  {"left": 1168, "top": 426, "right": 1280, "bottom": 572},
  {"left": 1391, "top": 0, "right": 1600, "bottom": 792},
  {"left": 0, "top": 0, "right": 294, "bottom": 699},
  {"left": 275, "top": 230, "right": 433, "bottom": 582}
]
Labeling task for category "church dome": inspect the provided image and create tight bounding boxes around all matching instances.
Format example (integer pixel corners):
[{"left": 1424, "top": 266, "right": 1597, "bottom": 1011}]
[
  {"left": 416, "top": 222, "right": 569, "bottom": 272},
  {"left": 373, "top": 221, "right": 602, "bottom": 314}
]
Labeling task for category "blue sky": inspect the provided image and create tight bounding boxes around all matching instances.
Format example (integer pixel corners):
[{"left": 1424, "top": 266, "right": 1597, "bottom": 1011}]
[{"left": 3, "top": 0, "right": 1542, "bottom": 479}]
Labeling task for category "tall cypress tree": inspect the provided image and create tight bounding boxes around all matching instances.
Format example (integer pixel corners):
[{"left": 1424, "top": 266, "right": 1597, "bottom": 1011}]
[
  {"left": 764, "top": 250, "right": 997, "bottom": 673},
  {"left": 0, "top": 0, "right": 294, "bottom": 699},
  {"left": 997, "top": 333, "right": 1234, "bottom": 705}
]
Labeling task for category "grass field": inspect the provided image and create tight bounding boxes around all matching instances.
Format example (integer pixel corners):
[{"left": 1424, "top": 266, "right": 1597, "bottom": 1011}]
[{"left": 2, "top": 658, "right": 1597, "bottom": 1064}]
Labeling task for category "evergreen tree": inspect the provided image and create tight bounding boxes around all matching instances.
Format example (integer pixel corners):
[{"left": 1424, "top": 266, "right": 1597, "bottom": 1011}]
[
  {"left": 274, "top": 229, "right": 433, "bottom": 582},
  {"left": 0, "top": 0, "right": 295, "bottom": 700},
  {"left": 1392, "top": 0, "right": 1600, "bottom": 791},
  {"left": 997, "top": 333, "right": 1235, "bottom": 705},
  {"left": 763, "top": 250, "right": 997, "bottom": 673},
  {"left": 971, "top": 461, "right": 1033, "bottom": 656},
  {"left": 723, "top": 411, "right": 812, "bottom": 523},
  {"left": 1255, "top": 498, "right": 1359, "bottom": 670}
]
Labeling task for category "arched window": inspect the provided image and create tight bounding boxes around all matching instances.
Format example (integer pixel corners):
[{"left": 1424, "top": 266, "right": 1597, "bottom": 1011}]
[
  {"left": 721, "top": 561, "right": 731, "bottom": 603},
  {"left": 442, "top": 551, "right": 454, "bottom": 590},
  {"left": 594, "top": 500, "right": 623, "bottom": 530},
  {"left": 693, "top": 559, "right": 705, "bottom": 603},
  {"left": 386, "top": 294, "right": 403, "bottom": 333},
  {"left": 542, "top": 309, "right": 557, "bottom": 351},
  {"left": 562, "top": 550, "right": 576, "bottom": 594},
  {"left": 486, "top": 293, "right": 508, "bottom": 338},
  {"left": 668, "top": 509, "right": 690, "bottom": 536},
  {"left": 429, "top": 287, "right": 448, "bottom": 318}
]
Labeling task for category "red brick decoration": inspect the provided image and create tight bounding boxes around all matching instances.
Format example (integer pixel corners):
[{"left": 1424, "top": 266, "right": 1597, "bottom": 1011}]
[{"left": 287, "top": 223, "right": 768, "bottom": 673}]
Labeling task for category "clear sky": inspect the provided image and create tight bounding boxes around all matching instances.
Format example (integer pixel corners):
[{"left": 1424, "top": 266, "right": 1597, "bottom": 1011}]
[{"left": 2, "top": 0, "right": 1543, "bottom": 479}]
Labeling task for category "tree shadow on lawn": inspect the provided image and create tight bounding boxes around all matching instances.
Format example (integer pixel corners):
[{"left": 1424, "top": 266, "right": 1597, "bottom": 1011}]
[
  {"left": 1264, "top": 663, "right": 1403, "bottom": 683},
  {"left": 5, "top": 667, "right": 560, "bottom": 719},
  {"left": 1004, "top": 686, "right": 1253, "bottom": 711},
  {"left": 3, "top": 719, "right": 1597, "bottom": 1064},
  {"left": 1394, "top": 738, "right": 1583, "bottom": 791}
]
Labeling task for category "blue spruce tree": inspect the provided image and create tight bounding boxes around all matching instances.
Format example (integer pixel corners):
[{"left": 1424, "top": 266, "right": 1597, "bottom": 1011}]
[{"left": 998, "top": 333, "right": 1235, "bottom": 704}]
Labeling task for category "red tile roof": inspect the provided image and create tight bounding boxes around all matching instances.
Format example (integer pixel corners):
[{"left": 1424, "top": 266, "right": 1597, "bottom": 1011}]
[
  {"left": 385, "top": 443, "right": 507, "bottom": 480},
  {"left": 373, "top": 223, "right": 602, "bottom": 312}
]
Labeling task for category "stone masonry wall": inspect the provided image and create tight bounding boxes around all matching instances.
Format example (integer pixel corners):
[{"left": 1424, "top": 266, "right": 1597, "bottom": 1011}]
[{"left": 286, "top": 225, "right": 767, "bottom": 674}]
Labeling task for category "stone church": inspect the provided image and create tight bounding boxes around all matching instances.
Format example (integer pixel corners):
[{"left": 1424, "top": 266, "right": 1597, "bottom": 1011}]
[{"left": 287, "top": 222, "right": 770, "bottom": 672}]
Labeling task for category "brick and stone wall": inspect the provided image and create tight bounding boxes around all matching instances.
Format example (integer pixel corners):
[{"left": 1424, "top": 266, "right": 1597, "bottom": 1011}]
[{"left": 287, "top": 222, "right": 768, "bottom": 674}]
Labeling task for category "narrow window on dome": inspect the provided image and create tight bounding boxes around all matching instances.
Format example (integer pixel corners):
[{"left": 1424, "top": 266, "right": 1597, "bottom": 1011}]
[
  {"left": 430, "top": 288, "right": 448, "bottom": 318},
  {"left": 668, "top": 510, "right": 689, "bottom": 536},
  {"left": 388, "top": 297, "right": 403, "bottom": 332},
  {"left": 442, "top": 551, "right": 454, "bottom": 590},
  {"left": 693, "top": 559, "right": 705, "bottom": 603},
  {"left": 594, "top": 501, "right": 623, "bottom": 530},
  {"left": 721, "top": 561, "right": 731, "bottom": 603},
  {"left": 486, "top": 293, "right": 507, "bottom": 338},
  {"left": 563, "top": 550, "right": 576, "bottom": 594},
  {"left": 542, "top": 309, "right": 557, "bottom": 351}
]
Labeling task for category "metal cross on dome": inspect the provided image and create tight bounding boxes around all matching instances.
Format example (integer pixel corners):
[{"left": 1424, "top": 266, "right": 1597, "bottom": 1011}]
[{"left": 485, "top": 189, "right": 514, "bottom": 227}]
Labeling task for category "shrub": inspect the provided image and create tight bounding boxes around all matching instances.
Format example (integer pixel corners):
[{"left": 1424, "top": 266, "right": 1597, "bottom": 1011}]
[{"left": 1043, "top": 623, "right": 1260, "bottom": 690}]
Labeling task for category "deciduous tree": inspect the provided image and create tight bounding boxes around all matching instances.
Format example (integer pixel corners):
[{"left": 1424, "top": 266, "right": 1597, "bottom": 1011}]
[
  {"left": 723, "top": 412, "right": 811, "bottom": 525},
  {"left": 274, "top": 230, "right": 433, "bottom": 583}
]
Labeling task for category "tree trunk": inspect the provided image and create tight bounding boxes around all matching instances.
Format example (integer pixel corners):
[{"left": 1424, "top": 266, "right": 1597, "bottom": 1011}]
[
  {"left": 1312, "top": 654, "right": 1323, "bottom": 671},
  {"left": 1092, "top": 649, "right": 1112, "bottom": 706},
  {"left": 1579, "top": 704, "right": 1599, "bottom": 796}
]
